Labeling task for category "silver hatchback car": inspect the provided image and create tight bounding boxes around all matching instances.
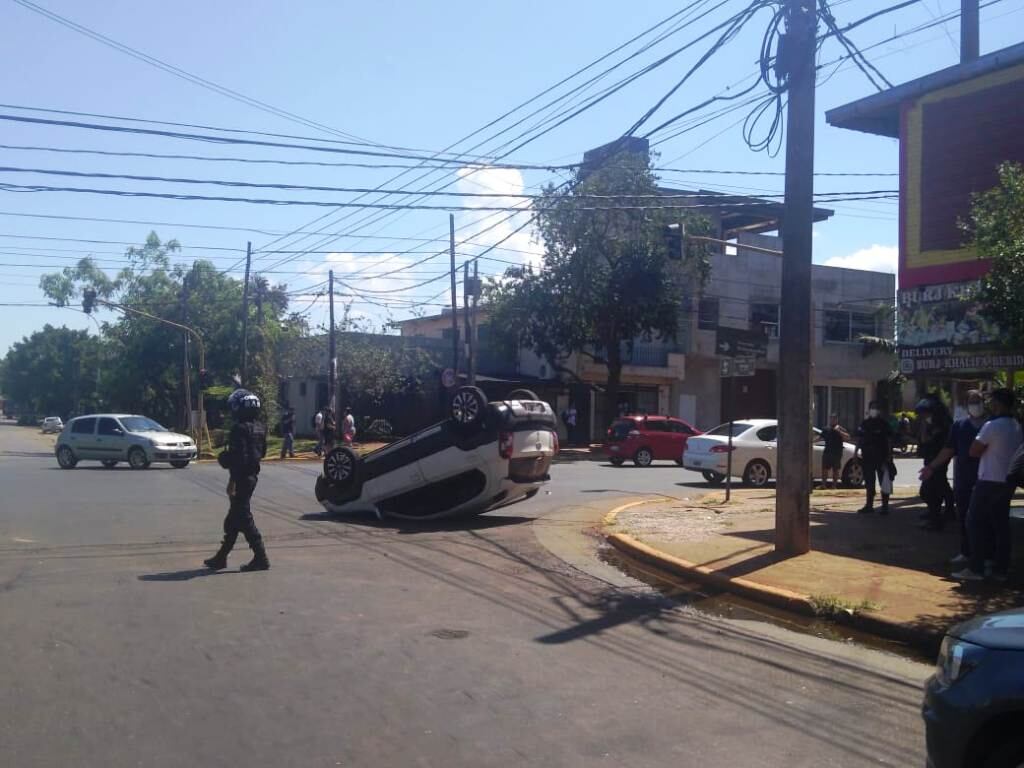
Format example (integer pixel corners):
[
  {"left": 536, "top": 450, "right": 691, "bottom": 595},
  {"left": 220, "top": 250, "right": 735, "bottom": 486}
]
[{"left": 56, "top": 414, "right": 197, "bottom": 470}]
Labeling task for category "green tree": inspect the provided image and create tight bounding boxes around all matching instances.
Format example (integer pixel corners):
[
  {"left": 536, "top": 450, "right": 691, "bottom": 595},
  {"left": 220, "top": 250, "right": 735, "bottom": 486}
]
[
  {"left": 965, "top": 162, "right": 1024, "bottom": 344},
  {"left": 488, "top": 149, "right": 710, "bottom": 416},
  {"left": 1, "top": 325, "right": 100, "bottom": 418}
]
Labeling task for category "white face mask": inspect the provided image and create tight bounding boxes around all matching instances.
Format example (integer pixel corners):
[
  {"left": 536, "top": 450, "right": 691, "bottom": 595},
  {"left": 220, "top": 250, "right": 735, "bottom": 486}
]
[
  {"left": 968, "top": 404, "right": 984, "bottom": 418},
  {"left": 868, "top": 409, "right": 880, "bottom": 418}
]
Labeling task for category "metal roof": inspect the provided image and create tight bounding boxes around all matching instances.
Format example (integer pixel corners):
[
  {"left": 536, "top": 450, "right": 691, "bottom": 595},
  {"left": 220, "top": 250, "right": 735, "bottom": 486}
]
[{"left": 826, "top": 42, "right": 1024, "bottom": 138}]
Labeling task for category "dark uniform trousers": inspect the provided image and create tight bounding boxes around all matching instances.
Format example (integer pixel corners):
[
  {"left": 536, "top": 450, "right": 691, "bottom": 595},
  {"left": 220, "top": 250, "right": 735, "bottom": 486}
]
[{"left": 224, "top": 474, "right": 263, "bottom": 550}]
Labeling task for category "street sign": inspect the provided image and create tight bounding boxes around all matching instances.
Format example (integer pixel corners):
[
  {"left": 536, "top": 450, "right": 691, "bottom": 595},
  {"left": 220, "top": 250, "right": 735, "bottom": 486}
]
[
  {"left": 719, "top": 358, "right": 733, "bottom": 378},
  {"left": 715, "top": 326, "right": 768, "bottom": 359},
  {"left": 734, "top": 357, "right": 756, "bottom": 377}
]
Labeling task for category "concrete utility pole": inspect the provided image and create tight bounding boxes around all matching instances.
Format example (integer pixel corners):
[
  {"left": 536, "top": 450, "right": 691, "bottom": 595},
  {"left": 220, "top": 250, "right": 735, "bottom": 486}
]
[
  {"left": 328, "top": 269, "right": 336, "bottom": 413},
  {"left": 471, "top": 258, "right": 479, "bottom": 386},
  {"left": 961, "top": 0, "right": 980, "bottom": 62},
  {"left": 240, "top": 241, "right": 252, "bottom": 386},
  {"left": 449, "top": 214, "right": 459, "bottom": 375},
  {"left": 463, "top": 261, "right": 474, "bottom": 386},
  {"left": 775, "top": 0, "right": 817, "bottom": 557}
]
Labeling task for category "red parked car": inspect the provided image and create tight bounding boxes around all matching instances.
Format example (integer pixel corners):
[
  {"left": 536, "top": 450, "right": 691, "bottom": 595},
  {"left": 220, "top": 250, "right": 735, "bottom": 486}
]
[{"left": 603, "top": 415, "right": 701, "bottom": 467}]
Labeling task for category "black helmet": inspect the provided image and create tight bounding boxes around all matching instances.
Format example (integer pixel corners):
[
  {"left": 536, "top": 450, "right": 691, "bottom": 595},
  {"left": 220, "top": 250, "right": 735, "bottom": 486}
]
[{"left": 228, "top": 388, "right": 261, "bottom": 420}]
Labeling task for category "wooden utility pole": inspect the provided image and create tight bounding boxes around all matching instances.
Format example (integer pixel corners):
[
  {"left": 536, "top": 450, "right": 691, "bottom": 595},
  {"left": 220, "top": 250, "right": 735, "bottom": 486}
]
[
  {"left": 449, "top": 214, "right": 459, "bottom": 375},
  {"left": 463, "top": 261, "right": 474, "bottom": 386},
  {"left": 775, "top": 0, "right": 817, "bottom": 557},
  {"left": 240, "top": 241, "right": 252, "bottom": 386},
  {"left": 328, "top": 269, "right": 336, "bottom": 413},
  {"left": 181, "top": 278, "right": 192, "bottom": 433},
  {"left": 961, "top": 0, "right": 979, "bottom": 62}
]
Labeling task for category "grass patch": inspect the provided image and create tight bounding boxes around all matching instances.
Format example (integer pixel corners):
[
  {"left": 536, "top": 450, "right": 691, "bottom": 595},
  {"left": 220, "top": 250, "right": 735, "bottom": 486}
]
[
  {"left": 265, "top": 435, "right": 318, "bottom": 456},
  {"left": 808, "top": 594, "right": 882, "bottom": 618}
]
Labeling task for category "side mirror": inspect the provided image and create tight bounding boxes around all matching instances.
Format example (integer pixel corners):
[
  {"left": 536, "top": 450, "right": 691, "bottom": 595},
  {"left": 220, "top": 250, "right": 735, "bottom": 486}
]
[{"left": 113, "top": 428, "right": 123, "bottom": 436}]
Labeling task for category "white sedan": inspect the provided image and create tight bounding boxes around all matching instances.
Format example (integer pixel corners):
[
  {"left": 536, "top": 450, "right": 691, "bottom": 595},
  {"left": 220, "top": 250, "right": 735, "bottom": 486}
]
[
  {"left": 682, "top": 418, "right": 864, "bottom": 488},
  {"left": 315, "top": 387, "right": 557, "bottom": 521}
]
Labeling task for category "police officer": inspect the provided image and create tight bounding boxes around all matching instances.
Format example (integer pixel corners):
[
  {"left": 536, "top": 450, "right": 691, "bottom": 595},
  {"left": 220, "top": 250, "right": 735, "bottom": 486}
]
[
  {"left": 915, "top": 395, "right": 954, "bottom": 532},
  {"left": 204, "top": 388, "right": 270, "bottom": 572},
  {"left": 855, "top": 399, "right": 895, "bottom": 515}
]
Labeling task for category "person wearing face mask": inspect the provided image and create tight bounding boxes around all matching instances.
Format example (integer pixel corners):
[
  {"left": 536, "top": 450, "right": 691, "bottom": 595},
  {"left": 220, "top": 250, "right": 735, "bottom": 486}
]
[
  {"left": 921, "top": 390, "right": 986, "bottom": 562},
  {"left": 914, "top": 394, "right": 954, "bottom": 532},
  {"left": 855, "top": 400, "right": 895, "bottom": 515}
]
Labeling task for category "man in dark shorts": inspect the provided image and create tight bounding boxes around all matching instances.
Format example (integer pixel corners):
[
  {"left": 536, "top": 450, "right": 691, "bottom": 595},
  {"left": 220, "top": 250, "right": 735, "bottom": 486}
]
[
  {"left": 856, "top": 400, "right": 894, "bottom": 515},
  {"left": 820, "top": 413, "right": 849, "bottom": 489}
]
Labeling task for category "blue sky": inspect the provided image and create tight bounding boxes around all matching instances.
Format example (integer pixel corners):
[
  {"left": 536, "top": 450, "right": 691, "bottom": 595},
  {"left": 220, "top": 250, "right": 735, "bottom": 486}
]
[{"left": 1, "top": 0, "right": 1022, "bottom": 354}]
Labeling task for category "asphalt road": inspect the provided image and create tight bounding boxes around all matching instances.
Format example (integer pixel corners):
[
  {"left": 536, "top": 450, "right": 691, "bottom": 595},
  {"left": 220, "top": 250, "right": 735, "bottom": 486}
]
[{"left": 0, "top": 423, "right": 932, "bottom": 767}]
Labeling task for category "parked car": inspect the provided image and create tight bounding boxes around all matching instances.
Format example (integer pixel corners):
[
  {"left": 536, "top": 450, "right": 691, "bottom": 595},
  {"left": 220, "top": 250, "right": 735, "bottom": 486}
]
[
  {"left": 40, "top": 416, "right": 64, "bottom": 434},
  {"left": 315, "top": 387, "right": 557, "bottom": 521},
  {"left": 55, "top": 414, "right": 197, "bottom": 470},
  {"left": 603, "top": 415, "right": 702, "bottom": 467},
  {"left": 923, "top": 608, "right": 1024, "bottom": 768},
  {"left": 682, "top": 418, "right": 863, "bottom": 487}
]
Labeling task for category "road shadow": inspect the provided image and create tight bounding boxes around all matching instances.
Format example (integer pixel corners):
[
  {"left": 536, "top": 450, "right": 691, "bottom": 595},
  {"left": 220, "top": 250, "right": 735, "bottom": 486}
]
[
  {"left": 138, "top": 568, "right": 226, "bottom": 582},
  {"left": 299, "top": 511, "right": 534, "bottom": 534},
  {"left": 536, "top": 591, "right": 678, "bottom": 644}
]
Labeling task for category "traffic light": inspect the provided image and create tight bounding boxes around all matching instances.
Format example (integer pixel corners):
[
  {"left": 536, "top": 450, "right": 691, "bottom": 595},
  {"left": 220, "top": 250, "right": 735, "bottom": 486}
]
[
  {"left": 664, "top": 223, "right": 685, "bottom": 260},
  {"left": 82, "top": 288, "right": 97, "bottom": 314}
]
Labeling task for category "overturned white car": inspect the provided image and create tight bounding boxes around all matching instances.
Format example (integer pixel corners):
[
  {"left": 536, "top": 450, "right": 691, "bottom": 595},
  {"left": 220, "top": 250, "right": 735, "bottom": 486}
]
[{"left": 314, "top": 387, "right": 558, "bottom": 521}]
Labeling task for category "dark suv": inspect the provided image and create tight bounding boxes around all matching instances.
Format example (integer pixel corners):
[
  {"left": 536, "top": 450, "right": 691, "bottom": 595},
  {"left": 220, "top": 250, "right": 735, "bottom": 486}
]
[
  {"left": 603, "top": 415, "right": 700, "bottom": 467},
  {"left": 923, "top": 608, "right": 1024, "bottom": 767}
]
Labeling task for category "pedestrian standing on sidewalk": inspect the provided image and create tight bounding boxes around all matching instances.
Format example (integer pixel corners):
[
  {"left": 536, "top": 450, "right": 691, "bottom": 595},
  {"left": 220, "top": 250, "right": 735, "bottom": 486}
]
[
  {"left": 921, "top": 390, "right": 986, "bottom": 565},
  {"left": 342, "top": 407, "right": 356, "bottom": 445},
  {"left": 915, "top": 395, "right": 954, "bottom": 532},
  {"left": 313, "top": 408, "right": 324, "bottom": 456},
  {"left": 280, "top": 404, "right": 296, "bottom": 459},
  {"left": 322, "top": 406, "right": 337, "bottom": 453},
  {"left": 855, "top": 400, "right": 895, "bottom": 515},
  {"left": 954, "top": 388, "right": 1022, "bottom": 582},
  {"left": 820, "top": 413, "right": 849, "bottom": 489},
  {"left": 562, "top": 404, "right": 578, "bottom": 446}
]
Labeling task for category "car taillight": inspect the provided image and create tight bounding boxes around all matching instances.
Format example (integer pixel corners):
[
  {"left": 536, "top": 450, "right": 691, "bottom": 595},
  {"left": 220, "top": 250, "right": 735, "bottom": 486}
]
[
  {"left": 499, "top": 431, "right": 514, "bottom": 459},
  {"left": 710, "top": 445, "right": 735, "bottom": 453}
]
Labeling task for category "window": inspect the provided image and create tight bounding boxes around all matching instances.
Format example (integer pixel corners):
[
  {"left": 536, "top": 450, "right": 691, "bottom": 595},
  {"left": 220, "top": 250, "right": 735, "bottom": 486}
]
[
  {"left": 750, "top": 302, "right": 779, "bottom": 338},
  {"left": 756, "top": 425, "right": 778, "bottom": 442},
  {"left": 120, "top": 416, "right": 166, "bottom": 433},
  {"left": 97, "top": 417, "right": 122, "bottom": 436},
  {"left": 669, "top": 421, "right": 695, "bottom": 435},
  {"left": 824, "top": 309, "right": 879, "bottom": 343},
  {"left": 831, "top": 387, "right": 865, "bottom": 432},
  {"left": 71, "top": 417, "right": 96, "bottom": 435},
  {"left": 708, "top": 422, "right": 753, "bottom": 437},
  {"left": 698, "top": 298, "right": 719, "bottom": 330},
  {"left": 299, "top": 381, "right": 307, "bottom": 397},
  {"left": 643, "top": 420, "right": 670, "bottom": 432}
]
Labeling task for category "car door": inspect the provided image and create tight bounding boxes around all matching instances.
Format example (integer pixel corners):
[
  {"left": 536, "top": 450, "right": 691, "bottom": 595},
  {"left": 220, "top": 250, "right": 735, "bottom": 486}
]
[
  {"left": 67, "top": 417, "right": 99, "bottom": 459},
  {"left": 754, "top": 424, "right": 778, "bottom": 475},
  {"left": 667, "top": 420, "right": 695, "bottom": 460},
  {"left": 642, "top": 419, "right": 671, "bottom": 459},
  {"left": 95, "top": 417, "right": 128, "bottom": 461}
]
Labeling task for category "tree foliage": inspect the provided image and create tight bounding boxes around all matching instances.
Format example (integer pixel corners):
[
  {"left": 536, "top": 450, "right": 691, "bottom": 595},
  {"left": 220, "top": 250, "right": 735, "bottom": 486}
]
[
  {"left": 966, "top": 162, "right": 1024, "bottom": 344},
  {"left": 487, "top": 149, "right": 710, "bottom": 414},
  {"left": 1, "top": 325, "right": 100, "bottom": 418}
]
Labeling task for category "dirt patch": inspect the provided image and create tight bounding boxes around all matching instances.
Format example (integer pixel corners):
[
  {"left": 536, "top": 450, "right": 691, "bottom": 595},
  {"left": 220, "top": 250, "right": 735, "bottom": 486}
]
[{"left": 614, "top": 505, "right": 727, "bottom": 543}]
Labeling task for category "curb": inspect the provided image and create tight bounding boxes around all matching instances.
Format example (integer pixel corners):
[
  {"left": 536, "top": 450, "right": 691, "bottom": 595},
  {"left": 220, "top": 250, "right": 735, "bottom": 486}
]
[{"left": 602, "top": 501, "right": 944, "bottom": 653}]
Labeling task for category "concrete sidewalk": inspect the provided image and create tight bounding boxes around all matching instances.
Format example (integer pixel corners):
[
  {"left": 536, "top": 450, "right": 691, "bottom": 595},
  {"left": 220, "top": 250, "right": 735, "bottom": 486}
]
[{"left": 603, "top": 489, "right": 1024, "bottom": 650}]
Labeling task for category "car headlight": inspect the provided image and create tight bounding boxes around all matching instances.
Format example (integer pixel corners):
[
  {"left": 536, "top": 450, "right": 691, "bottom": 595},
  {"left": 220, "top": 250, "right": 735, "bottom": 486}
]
[{"left": 935, "top": 635, "right": 985, "bottom": 686}]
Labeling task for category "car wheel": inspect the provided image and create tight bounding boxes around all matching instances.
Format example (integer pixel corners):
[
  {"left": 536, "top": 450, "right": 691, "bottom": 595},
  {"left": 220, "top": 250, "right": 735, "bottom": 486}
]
[
  {"left": 841, "top": 459, "right": 864, "bottom": 488},
  {"left": 450, "top": 386, "right": 487, "bottom": 430},
  {"left": 743, "top": 459, "right": 771, "bottom": 487},
  {"left": 507, "top": 389, "right": 538, "bottom": 401},
  {"left": 56, "top": 445, "right": 77, "bottom": 469},
  {"left": 634, "top": 448, "right": 654, "bottom": 467},
  {"left": 324, "top": 446, "right": 359, "bottom": 488},
  {"left": 170, "top": 460, "right": 190, "bottom": 469},
  {"left": 983, "top": 738, "right": 1024, "bottom": 768},
  {"left": 702, "top": 471, "right": 726, "bottom": 485},
  {"left": 610, "top": 457, "right": 625, "bottom": 467},
  {"left": 101, "top": 460, "right": 118, "bottom": 468},
  {"left": 675, "top": 458, "right": 684, "bottom": 466},
  {"left": 127, "top": 447, "right": 150, "bottom": 470}
]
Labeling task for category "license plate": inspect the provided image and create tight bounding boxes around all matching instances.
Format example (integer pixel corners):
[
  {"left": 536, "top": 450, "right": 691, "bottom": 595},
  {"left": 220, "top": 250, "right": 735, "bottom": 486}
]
[{"left": 173, "top": 452, "right": 191, "bottom": 458}]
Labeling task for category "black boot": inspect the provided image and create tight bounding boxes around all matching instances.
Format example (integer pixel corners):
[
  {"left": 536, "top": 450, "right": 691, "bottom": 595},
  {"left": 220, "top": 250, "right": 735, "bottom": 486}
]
[
  {"left": 880, "top": 496, "right": 890, "bottom": 516},
  {"left": 240, "top": 540, "right": 270, "bottom": 572},
  {"left": 204, "top": 537, "right": 233, "bottom": 570}
]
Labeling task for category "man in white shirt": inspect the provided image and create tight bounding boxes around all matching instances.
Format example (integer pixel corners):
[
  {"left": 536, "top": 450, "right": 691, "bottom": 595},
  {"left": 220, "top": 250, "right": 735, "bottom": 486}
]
[
  {"left": 314, "top": 409, "right": 325, "bottom": 456},
  {"left": 954, "top": 388, "right": 1023, "bottom": 582}
]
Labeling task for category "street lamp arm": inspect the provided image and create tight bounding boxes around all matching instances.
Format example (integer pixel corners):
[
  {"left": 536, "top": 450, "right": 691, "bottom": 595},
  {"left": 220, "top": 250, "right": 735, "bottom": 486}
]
[{"left": 96, "top": 298, "right": 206, "bottom": 365}]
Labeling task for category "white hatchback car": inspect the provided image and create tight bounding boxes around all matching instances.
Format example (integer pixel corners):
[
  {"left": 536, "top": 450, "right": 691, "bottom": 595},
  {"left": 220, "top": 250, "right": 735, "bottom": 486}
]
[
  {"left": 41, "top": 416, "right": 64, "bottom": 434},
  {"left": 315, "top": 387, "right": 558, "bottom": 521},
  {"left": 683, "top": 418, "right": 863, "bottom": 488},
  {"left": 55, "top": 414, "right": 197, "bottom": 470}
]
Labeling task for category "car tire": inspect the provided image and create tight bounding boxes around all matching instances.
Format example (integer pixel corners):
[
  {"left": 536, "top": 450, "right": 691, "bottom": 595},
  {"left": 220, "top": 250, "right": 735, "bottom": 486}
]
[
  {"left": 450, "top": 386, "right": 487, "bottom": 431},
  {"left": 170, "top": 460, "right": 190, "bottom": 469},
  {"left": 609, "top": 457, "right": 625, "bottom": 467},
  {"left": 127, "top": 447, "right": 150, "bottom": 470},
  {"left": 675, "top": 458, "right": 684, "bottom": 466},
  {"left": 56, "top": 445, "right": 77, "bottom": 469},
  {"left": 634, "top": 448, "right": 654, "bottom": 467},
  {"left": 743, "top": 459, "right": 771, "bottom": 487},
  {"left": 324, "top": 446, "right": 360, "bottom": 488},
  {"left": 703, "top": 471, "right": 726, "bottom": 485},
  {"left": 841, "top": 459, "right": 864, "bottom": 488},
  {"left": 507, "top": 389, "right": 538, "bottom": 401},
  {"left": 101, "top": 459, "right": 118, "bottom": 468},
  {"left": 983, "top": 738, "right": 1024, "bottom": 768}
]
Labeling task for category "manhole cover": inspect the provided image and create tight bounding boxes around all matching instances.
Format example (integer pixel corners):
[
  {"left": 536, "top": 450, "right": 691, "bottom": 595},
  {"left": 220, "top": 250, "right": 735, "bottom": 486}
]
[{"left": 429, "top": 628, "right": 470, "bottom": 640}]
